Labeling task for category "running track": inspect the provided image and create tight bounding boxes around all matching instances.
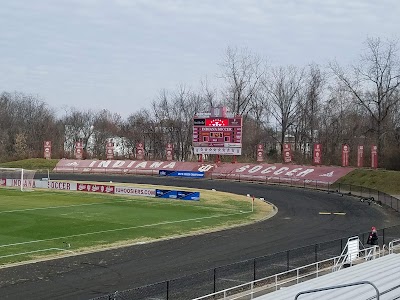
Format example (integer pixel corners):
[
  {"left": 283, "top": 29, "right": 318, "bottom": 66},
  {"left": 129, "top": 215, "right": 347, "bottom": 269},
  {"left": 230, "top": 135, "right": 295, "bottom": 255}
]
[{"left": 0, "top": 174, "right": 398, "bottom": 300}]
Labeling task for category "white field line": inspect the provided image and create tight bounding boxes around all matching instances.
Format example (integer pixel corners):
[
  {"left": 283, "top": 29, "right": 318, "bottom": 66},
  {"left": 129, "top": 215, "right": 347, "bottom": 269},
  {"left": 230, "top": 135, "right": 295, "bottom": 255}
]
[
  {"left": 0, "top": 198, "right": 242, "bottom": 214},
  {"left": 0, "top": 211, "right": 251, "bottom": 248},
  {"left": 0, "top": 248, "right": 74, "bottom": 259},
  {"left": 0, "top": 200, "right": 126, "bottom": 214}
]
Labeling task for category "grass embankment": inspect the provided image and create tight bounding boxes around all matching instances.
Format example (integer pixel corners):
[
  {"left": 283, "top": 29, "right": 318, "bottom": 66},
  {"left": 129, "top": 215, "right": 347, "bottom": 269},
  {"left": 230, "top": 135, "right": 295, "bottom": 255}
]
[
  {"left": 0, "top": 158, "right": 59, "bottom": 170},
  {"left": 336, "top": 169, "right": 400, "bottom": 195},
  {"left": 0, "top": 186, "right": 272, "bottom": 265}
]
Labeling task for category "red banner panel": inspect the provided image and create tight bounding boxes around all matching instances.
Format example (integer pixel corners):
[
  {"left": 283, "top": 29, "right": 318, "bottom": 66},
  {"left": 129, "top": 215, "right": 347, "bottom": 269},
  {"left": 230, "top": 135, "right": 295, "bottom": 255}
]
[
  {"left": 106, "top": 141, "right": 114, "bottom": 160},
  {"left": 313, "top": 144, "right": 322, "bottom": 165},
  {"left": 75, "top": 141, "right": 83, "bottom": 160},
  {"left": 371, "top": 145, "right": 378, "bottom": 169},
  {"left": 136, "top": 142, "right": 144, "bottom": 160},
  {"left": 342, "top": 144, "right": 349, "bottom": 167},
  {"left": 166, "top": 143, "right": 174, "bottom": 161},
  {"left": 256, "top": 144, "right": 264, "bottom": 162},
  {"left": 283, "top": 143, "right": 292, "bottom": 163},
  {"left": 212, "top": 163, "right": 354, "bottom": 183},
  {"left": 53, "top": 160, "right": 354, "bottom": 184},
  {"left": 0, "top": 178, "right": 5, "bottom": 186},
  {"left": 77, "top": 183, "right": 115, "bottom": 193},
  {"left": 357, "top": 145, "right": 364, "bottom": 168},
  {"left": 44, "top": 141, "right": 52, "bottom": 159}
]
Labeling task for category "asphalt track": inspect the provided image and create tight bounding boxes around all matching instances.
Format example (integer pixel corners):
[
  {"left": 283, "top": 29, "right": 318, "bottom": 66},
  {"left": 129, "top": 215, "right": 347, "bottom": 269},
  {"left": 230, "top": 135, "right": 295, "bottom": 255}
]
[{"left": 0, "top": 174, "right": 399, "bottom": 300}]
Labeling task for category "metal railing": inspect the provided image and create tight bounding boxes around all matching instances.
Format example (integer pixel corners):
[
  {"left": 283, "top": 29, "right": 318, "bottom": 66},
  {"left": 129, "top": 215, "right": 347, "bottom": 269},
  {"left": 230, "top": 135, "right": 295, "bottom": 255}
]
[
  {"left": 89, "top": 224, "right": 400, "bottom": 300},
  {"left": 389, "top": 238, "right": 400, "bottom": 254},
  {"left": 191, "top": 245, "right": 380, "bottom": 300}
]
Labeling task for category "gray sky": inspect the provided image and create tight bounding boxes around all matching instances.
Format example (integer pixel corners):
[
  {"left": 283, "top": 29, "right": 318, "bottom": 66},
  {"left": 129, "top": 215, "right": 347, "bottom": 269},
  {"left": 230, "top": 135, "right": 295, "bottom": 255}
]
[{"left": 1, "top": 0, "right": 399, "bottom": 118}]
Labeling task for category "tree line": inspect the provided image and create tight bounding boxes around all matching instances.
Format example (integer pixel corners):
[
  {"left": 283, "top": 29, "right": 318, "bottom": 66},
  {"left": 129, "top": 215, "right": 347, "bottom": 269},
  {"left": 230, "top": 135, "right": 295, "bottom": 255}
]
[{"left": 0, "top": 37, "right": 399, "bottom": 169}]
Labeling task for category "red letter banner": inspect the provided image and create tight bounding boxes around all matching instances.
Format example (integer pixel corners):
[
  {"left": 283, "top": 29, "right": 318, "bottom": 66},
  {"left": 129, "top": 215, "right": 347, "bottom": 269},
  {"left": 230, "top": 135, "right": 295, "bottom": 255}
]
[
  {"left": 136, "top": 142, "right": 144, "bottom": 160},
  {"left": 166, "top": 143, "right": 174, "bottom": 161},
  {"left": 313, "top": 144, "right": 322, "bottom": 165},
  {"left": 371, "top": 145, "right": 378, "bottom": 169},
  {"left": 357, "top": 145, "right": 364, "bottom": 168},
  {"left": 44, "top": 141, "right": 52, "bottom": 159},
  {"left": 256, "top": 144, "right": 264, "bottom": 162},
  {"left": 283, "top": 143, "right": 292, "bottom": 163},
  {"left": 75, "top": 141, "right": 83, "bottom": 160},
  {"left": 106, "top": 141, "right": 114, "bottom": 160},
  {"left": 342, "top": 144, "right": 349, "bottom": 167}
]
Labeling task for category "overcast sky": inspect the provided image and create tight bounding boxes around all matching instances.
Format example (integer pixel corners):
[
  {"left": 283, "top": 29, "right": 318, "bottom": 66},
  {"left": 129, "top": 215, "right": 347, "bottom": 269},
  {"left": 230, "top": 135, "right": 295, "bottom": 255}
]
[{"left": 0, "top": 0, "right": 399, "bottom": 118}]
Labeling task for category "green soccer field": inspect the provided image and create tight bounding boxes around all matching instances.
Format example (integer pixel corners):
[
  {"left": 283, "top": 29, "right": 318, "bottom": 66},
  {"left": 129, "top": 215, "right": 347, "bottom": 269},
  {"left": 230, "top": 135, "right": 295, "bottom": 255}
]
[{"left": 0, "top": 187, "right": 269, "bottom": 265}]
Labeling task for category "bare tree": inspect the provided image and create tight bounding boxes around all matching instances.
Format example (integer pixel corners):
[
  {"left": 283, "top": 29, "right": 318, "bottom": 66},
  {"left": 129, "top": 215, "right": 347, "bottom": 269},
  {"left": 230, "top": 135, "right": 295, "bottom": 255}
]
[
  {"left": 264, "top": 66, "right": 304, "bottom": 153},
  {"left": 330, "top": 37, "right": 400, "bottom": 162},
  {"left": 62, "top": 109, "right": 96, "bottom": 158},
  {"left": 220, "top": 47, "right": 264, "bottom": 116}
]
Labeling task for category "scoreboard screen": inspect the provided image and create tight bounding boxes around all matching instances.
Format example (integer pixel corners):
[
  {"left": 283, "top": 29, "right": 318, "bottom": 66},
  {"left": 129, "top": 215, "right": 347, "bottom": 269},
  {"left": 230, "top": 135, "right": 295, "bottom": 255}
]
[{"left": 192, "top": 116, "right": 242, "bottom": 155}]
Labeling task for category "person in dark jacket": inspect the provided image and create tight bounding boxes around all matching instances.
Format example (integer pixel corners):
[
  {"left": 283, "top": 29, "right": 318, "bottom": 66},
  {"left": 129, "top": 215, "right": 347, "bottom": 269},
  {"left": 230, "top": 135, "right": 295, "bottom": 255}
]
[{"left": 367, "top": 226, "right": 378, "bottom": 245}]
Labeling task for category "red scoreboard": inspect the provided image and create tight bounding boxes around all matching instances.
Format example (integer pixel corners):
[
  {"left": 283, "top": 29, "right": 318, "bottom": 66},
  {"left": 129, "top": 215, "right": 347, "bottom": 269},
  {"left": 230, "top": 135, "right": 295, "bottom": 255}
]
[{"left": 193, "top": 112, "right": 242, "bottom": 155}]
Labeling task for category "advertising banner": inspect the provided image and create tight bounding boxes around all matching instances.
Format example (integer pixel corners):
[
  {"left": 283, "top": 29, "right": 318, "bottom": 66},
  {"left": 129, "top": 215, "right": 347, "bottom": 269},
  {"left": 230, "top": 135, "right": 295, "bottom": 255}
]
[
  {"left": 77, "top": 183, "right": 115, "bottom": 193},
  {"left": 371, "top": 145, "right": 378, "bottom": 169},
  {"left": 357, "top": 145, "right": 364, "bottom": 168},
  {"left": 256, "top": 144, "right": 264, "bottom": 162},
  {"left": 342, "top": 144, "right": 349, "bottom": 167},
  {"left": 106, "top": 141, "right": 114, "bottom": 160},
  {"left": 283, "top": 143, "right": 292, "bottom": 163},
  {"left": 159, "top": 170, "right": 205, "bottom": 178},
  {"left": 114, "top": 186, "right": 155, "bottom": 197},
  {"left": 44, "top": 141, "right": 52, "bottom": 159},
  {"left": 75, "top": 141, "right": 83, "bottom": 160},
  {"left": 166, "top": 143, "right": 174, "bottom": 161},
  {"left": 155, "top": 189, "right": 200, "bottom": 201},
  {"left": 136, "top": 142, "right": 144, "bottom": 160},
  {"left": 313, "top": 144, "right": 322, "bottom": 165}
]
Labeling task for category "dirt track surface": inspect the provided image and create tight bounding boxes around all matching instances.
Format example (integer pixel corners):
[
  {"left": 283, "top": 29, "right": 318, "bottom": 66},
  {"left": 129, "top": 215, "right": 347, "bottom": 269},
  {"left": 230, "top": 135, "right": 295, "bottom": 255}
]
[{"left": 0, "top": 174, "right": 398, "bottom": 299}]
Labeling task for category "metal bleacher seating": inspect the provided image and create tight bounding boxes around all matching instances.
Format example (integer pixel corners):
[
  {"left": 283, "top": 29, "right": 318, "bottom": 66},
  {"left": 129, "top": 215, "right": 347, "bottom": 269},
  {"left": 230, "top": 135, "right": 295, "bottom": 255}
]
[
  {"left": 193, "top": 238, "right": 400, "bottom": 300},
  {"left": 256, "top": 252, "right": 400, "bottom": 299}
]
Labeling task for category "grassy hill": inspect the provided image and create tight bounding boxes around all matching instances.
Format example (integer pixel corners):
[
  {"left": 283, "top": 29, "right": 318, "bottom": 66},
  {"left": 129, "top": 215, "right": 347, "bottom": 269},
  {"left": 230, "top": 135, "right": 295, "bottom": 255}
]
[
  {"left": 0, "top": 158, "right": 59, "bottom": 170},
  {"left": 336, "top": 168, "right": 400, "bottom": 195}
]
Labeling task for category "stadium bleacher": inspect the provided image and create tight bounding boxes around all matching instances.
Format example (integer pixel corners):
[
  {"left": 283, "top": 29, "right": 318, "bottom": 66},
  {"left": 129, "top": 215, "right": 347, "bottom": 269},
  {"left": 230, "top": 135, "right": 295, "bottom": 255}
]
[{"left": 193, "top": 238, "right": 400, "bottom": 300}]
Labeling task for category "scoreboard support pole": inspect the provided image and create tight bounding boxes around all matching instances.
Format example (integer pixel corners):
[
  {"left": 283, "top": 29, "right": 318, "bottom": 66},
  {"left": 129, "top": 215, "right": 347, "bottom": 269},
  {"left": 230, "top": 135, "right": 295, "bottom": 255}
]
[
  {"left": 232, "top": 155, "right": 237, "bottom": 163},
  {"left": 198, "top": 154, "right": 203, "bottom": 163},
  {"left": 215, "top": 155, "right": 221, "bottom": 163}
]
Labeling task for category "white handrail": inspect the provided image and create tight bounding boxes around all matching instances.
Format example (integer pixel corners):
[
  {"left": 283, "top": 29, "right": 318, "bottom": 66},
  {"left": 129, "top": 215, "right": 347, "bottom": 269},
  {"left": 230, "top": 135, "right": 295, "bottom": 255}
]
[{"left": 389, "top": 238, "right": 400, "bottom": 254}]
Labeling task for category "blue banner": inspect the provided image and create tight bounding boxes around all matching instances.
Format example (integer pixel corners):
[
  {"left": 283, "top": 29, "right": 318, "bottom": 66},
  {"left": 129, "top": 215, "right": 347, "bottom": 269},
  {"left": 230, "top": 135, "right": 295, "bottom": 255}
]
[
  {"left": 156, "top": 189, "right": 200, "bottom": 201},
  {"left": 159, "top": 170, "right": 204, "bottom": 178}
]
